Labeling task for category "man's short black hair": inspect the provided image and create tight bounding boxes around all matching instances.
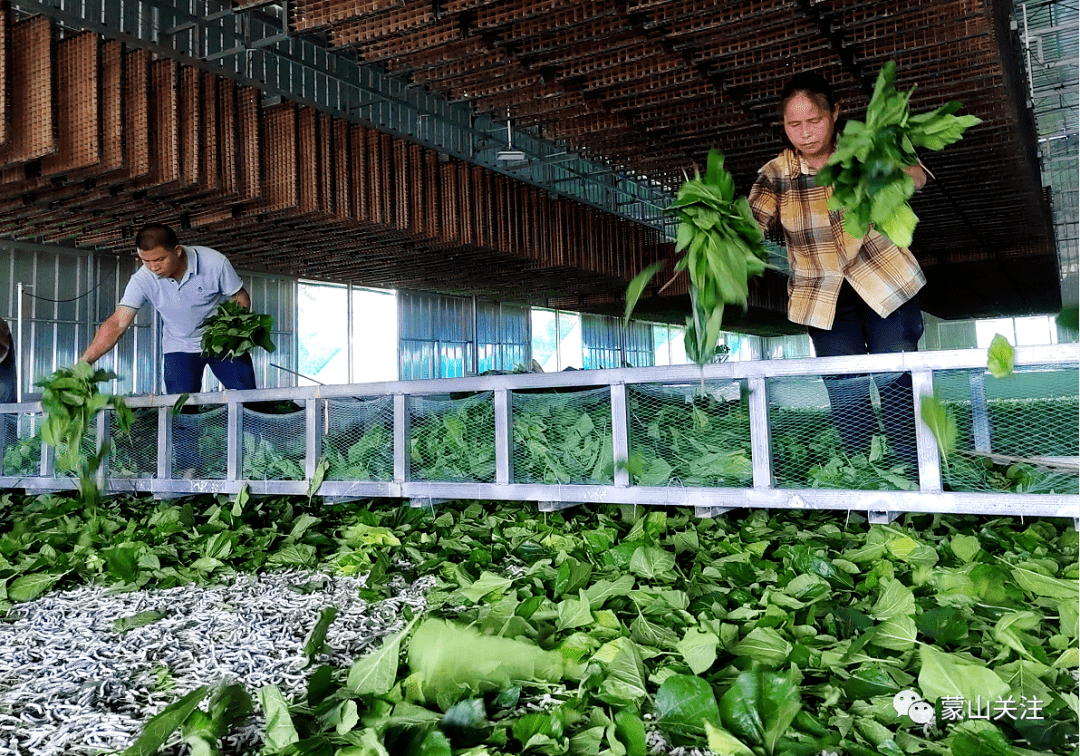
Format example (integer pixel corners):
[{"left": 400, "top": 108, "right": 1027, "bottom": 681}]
[{"left": 135, "top": 223, "right": 180, "bottom": 252}]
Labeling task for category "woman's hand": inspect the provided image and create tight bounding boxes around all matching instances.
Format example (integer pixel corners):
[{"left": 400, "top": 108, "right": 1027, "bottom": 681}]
[{"left": 903, "top": 163, "right": 928, "bottom": 192}]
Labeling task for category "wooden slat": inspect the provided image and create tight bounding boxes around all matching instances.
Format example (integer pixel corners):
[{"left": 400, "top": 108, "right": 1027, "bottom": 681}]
[
  {"left": 237, "top": 86, "right": 261, "bottom": 201},
  {"left": 41, "top": 32, "right": 98, "bottom": 176},
  {"left": 180, "top": 65, "right": 200, "bottom": 188},
  {"left": 259, "top": 102, "right": 299, "bottom": 213},
  {"left": 149, "top": 59, "right": 180, "bottom": 187},
  {"left": 0, "top": 16, "right": 55, "bottom": 169}
]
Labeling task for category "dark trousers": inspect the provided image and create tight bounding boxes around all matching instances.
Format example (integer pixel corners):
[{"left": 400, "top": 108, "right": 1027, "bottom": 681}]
[
  {"left": 164, "top": 352, "right": 257, "bottom": 472},
  {"left": 163, "top": 352, "right": 257, "bottom": 394},
  {"left": 0, "top": 350, "right": 16, "bottom": 467},
  {"left": 806, "top": 282, "right": 924, "bottom": 473}
]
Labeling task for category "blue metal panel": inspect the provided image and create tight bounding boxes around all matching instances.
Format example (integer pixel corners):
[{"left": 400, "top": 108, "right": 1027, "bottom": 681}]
[{"left": 583, "top": 313, "right": 621, "bottom": 370}]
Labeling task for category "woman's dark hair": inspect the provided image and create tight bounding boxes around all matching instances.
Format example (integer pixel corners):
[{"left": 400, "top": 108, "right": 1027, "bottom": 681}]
[
  {"left": 780, "top": 71, "right": 837, "bottom": 114},
  {"left": 778, "top": 71, "right": 842, "bottom": 150},
  {"left": 135, "top": 222, "right": 180, "bottom": 252}
]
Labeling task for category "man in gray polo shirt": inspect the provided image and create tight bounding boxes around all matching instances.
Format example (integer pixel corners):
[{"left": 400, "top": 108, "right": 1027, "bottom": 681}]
[{"left": 80, "top": 222, "right": 257, "bottom": 393}]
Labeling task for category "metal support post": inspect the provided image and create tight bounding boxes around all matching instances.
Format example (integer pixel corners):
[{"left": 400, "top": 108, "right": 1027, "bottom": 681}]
[
  {"left": 968, "top": 372, "right": 991, "bottom": 452},
  {"left": 95, "top": 409, "right": 110, "bottom": 488},
  {"left": 611, "top": 382, "right": 630, "bottom": 488},
  {"left": 305, "top": 397, "right": 321, "bottom": 480},
  {"left": 227, "top": 400, "right": 244, "bottom": 482},
  {"left": 911, "top": 370, "right": 943, "bottom": 493},
  {"left": 157, "top": 405, "right": 173, "bottom": 480},
  {"left": 494, "top": 388, "right": 511, "bottom": 485},
  {"left": 393, "top": 393, "right": 408, "bottom": 483},
  {"left": 747, "top": 376, "right": 772, "bottom": 489},
  {"left": 15, "top": 283, "right": 23, "bottom": 403},
  {"left": 40, "top": 420, "right": 55, "bottom": 478}
]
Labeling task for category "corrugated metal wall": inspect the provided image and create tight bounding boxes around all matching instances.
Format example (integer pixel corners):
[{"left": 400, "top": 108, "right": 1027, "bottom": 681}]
[
  {"left": 0, "top": 241, "right": 297, "bottom": 396},
  {"left": 624, "top": 321, "right": 654, "bottom": 367},
  {"left": 581, "top": 314, "right": 620, "bottom": 369},
  {"left": 399, "top": 291, "right": 531, "bottom": 378},
  {"left": 477, "top": 301, "right": 529, "bottom": 374},
  {"left": 398, "top": 290, "right": 473, "bottom": 380}
]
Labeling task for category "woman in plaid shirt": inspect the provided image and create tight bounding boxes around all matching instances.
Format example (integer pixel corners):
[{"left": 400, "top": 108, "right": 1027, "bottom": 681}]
[{"left": 748, "top": 72, "right": 927, "bottom": 477}]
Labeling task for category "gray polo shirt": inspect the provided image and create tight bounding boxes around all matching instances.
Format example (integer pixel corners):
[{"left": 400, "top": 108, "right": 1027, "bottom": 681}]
[{"left": 120, "top": 245, "right": 245, "bottom": 354}]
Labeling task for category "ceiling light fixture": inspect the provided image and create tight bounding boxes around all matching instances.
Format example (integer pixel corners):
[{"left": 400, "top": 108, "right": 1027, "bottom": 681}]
[{"left": 496, "top": 119, "right": 527, "bottom": 162}]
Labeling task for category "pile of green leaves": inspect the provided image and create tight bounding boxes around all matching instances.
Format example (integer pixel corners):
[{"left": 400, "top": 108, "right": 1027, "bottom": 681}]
[
  {"left": 243, "top": 432, "right": 305, "bottom": 480},
  {"left": 325, "top": 423, "right": 394, "bottom": 481},
  {"left": 410, "top": 397, "right": 496, "bottom": 483},
  {"left": 815, "top": 61, "right": 981, "bottom": 248},
  {"left": 921, "top": 395, "right": 1078, "bottom": 496},
  {"left": 200, "top": 299, "right": 276, "bottom": 359},
  {"left": 0, "top": 487, "right": 360, "bottom": 605},
  {"left": 55, "top": 498, "right": 1069, "bottom": 756},
  {"left": 513, "top": 390, "right": 614, "bottom": 485},
  {"left": 627, "top": 387, "right": 753, "bottom": 487},
  {"left": 2, "top": 433, "right": 41, "bottom": 477},
  {"left": 625, "top": 150, "right": 770, "bottom": 366}
]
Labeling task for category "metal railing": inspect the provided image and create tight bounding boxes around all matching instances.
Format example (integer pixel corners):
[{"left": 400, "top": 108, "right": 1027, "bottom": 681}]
[{"left": 1, "top": 345, "right": 1076, "bottom": 523}]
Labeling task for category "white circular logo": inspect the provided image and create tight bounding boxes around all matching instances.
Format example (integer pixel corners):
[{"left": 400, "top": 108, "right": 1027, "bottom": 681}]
[
  {"left": 893, "top": 689, "right": 922, "bottom": 717},
  {"left": 908, "top": 701, "right": 935, "bottom": 724}
]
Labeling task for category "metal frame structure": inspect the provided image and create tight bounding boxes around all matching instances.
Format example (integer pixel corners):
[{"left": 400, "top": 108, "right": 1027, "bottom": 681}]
[
  {"left": 3, "top": 346, "right": 1076, "bottom": 525},
  {"left": 9, "top": 0, "right": 674, "bottom": 234},
  {"left": 1018, "top": 0, "right": 1079, "bottom": 300}
]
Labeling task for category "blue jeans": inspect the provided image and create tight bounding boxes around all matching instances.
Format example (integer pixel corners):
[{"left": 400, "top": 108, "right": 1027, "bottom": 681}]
[
  {"left": 806, "top": 283, "right": 924, "bottom": 473},
  {"left": 164, "top": 352, "right": 256, "bottom": 473},
  {"left": 163, "top": 352, "right": 257, "bottom": 394}
]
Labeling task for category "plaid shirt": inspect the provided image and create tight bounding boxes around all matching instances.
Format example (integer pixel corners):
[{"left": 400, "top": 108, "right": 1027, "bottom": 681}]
[{"left": 748, "top": 149, "right": 925, "bottom": 330}]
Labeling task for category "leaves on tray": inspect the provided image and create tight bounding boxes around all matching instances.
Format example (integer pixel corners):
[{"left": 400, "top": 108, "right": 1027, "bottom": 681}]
[{"left": 3, "top": 488, "right": 1079, "bottom": 755}]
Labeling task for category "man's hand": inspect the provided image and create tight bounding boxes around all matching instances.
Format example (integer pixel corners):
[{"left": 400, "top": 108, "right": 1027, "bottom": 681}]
[
  {"left": 903, "top": 163, "right": 928, "bottom": 192},
  {"left": 231, "top": 287, "right": 251, "bottom": 310}
]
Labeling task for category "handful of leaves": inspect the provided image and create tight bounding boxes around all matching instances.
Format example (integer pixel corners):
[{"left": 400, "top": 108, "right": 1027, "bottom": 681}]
[
  {"left": 200, "top": 299, "right": 275, "bottom": 359},
  {"left": 815, "top": 60, "right": 981, "bottom": 248},
  {"left": 37, "top": 362, "right": 133, "bottom": 472},
  {"left": 625, "top": 149, "right": 770, "bottom": 366}
]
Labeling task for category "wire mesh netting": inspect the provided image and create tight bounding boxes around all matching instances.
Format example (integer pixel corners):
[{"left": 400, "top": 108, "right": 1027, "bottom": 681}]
[
  {"left": 173, "top": 406, "right": 228, "bottom": 480},
  {"left": 109, "top": 408, "right": 158, "bottom": 478},
  {"left": 322, "top": 397, "right": 394, "bottom": 481},
  {"left": 243, "top": 404, "right": 306, "bottom": 481},
  {"left": 768, "top": 373, "right": 920, "bottom": 491},
  {"left": 511, "top": 387, "right": 614, "bottom": 485},
  {"left": 409, "top": 392, "right": 495, "bottom": 483},
  {"left": 627, "top": 381, "right": 753, "bottom": 487},
  {"left": 934, "top": 365, "right": 1079, "bottom": 495},
  {"left": 1, "top": 413, "right": 42, "bottom": 477}
]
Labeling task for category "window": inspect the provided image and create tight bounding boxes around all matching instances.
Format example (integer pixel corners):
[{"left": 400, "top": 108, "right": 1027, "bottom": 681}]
[{"left": 531, "top": 308, "right": 582, "bottom": 372}]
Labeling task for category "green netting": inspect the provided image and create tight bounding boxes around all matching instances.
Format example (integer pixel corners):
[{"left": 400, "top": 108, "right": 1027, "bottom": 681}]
[
  {"left": 1, "top": 413, "right": 42, "bottom": 477},
  {"left": 935, "top": 365, "right": 1078, "bottom": 495},
  {"left": 173, "top": 406, "right": 228, "bottom": 479},
  {"left": 243, "top": 406, "right": 306, "bottom": 481},
  {"left": 322, "top": 397, "right": 394, "bottom": 482},
  {"left": 627, "top": 381, "right": 753, "bottom": 487},
  {"left": 409, "top": 392, "right": 495, "bottom": 483},
  {"left": 768, "top": 374, "right": 919, "bottom": 491},
  {"left": 110, "top": 408, "right": 158, "bottom": 478},
  {"left": 511, "top": 387, "right": 614, "bottom": 485}
]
